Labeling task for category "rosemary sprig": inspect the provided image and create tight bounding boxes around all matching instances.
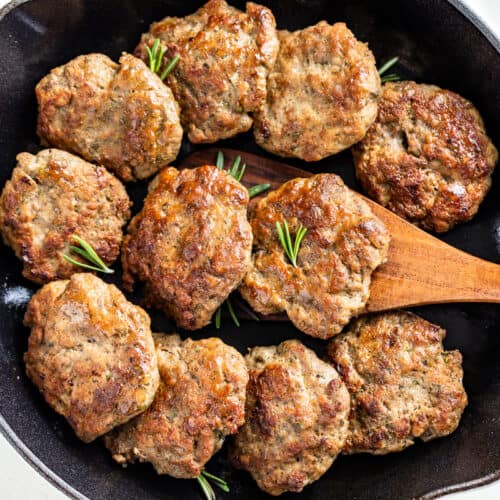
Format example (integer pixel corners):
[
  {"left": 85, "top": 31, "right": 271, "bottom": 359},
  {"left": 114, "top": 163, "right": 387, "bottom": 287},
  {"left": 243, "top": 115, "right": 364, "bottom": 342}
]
[
  {"left": 276, "top": 220, "right": 308, "bottom": 267},
  {"left": 212, "top": 151, "right": 270, "bottom": 329},
  {"left": 196, "top": 470, "right": 229, "bottom": 500},
  {"left": 146, "top": 38, "right": 179, "bottom": 81},
  {"left": 62, "top": 235, "right": 114, "bottom": 274},
  {"left": 215, "top": 297, "right": 240, "bottom": 330},
  {"left": 215, "top": 151, "right": 270, "bottom": 198},
  {"left": 378, "top": 56, "right": 400, "bottom": 84}
]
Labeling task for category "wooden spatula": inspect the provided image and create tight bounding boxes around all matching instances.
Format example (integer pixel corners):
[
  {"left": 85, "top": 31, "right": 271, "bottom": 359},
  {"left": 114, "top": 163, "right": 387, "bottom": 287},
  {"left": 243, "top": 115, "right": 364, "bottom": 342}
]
[{"left": 178, "top": 148, "right": 500, "bottom": 314}]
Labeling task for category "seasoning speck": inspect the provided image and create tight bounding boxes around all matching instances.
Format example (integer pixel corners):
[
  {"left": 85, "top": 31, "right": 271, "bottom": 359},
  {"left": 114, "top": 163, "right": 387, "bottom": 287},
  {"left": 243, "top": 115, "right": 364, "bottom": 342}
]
[{"left": 1, "top": 285, "right": 32, "bottom": 308}]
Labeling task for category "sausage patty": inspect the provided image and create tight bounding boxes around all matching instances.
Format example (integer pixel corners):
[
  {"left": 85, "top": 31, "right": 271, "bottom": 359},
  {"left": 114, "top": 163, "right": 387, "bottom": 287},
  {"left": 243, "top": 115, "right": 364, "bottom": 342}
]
[
  {"left": 327, "top": 311, "right": 468, "bottom": 455},
  {"left": 104, "top": 334, "right": 248, "bottom": 478},
  {"left": 229, "top": 340, "right": 350, "bottom": 496},
  {"left": 239, "top": 174, "right": 390, "bottom": 339},
  {"left": 353, "top": 81, "right": 498, "bottom": 232},
  {"left": 0, "top": 149, "right": 130, "bottom": 284},
  {"left": 122, "top": 165, "right": 253, "bottom": 330},
  {"left": 253, "top": 21, "right": 380, "bottom": 161},
  {"left": 23, "top": 273, "right": 159, "bottom": 443},
  {"left": 36, "top": 52, "right": 183, "bottom": 182},
  {"left": 135, "top": 0, "right": 279, "bottom": 143}
]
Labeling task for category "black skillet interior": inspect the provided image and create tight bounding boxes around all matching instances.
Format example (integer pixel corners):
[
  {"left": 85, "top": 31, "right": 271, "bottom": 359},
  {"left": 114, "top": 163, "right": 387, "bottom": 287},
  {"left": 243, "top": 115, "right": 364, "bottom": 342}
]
[{"left": 0, "top": 1, "right": 499, "bottom": 499}]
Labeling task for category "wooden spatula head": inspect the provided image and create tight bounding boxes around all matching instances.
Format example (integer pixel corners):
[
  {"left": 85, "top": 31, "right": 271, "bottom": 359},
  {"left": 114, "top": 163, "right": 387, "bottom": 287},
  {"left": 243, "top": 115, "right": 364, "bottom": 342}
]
[{"left": 178, "top": 148, "right": 500, "bottom": 315}]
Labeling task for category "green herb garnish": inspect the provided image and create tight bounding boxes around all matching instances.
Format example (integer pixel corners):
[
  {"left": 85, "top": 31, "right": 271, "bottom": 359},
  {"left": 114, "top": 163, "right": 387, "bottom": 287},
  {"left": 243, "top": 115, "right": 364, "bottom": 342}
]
[
  {"left": 146, "top": 38, "right": 179, "bottom": 81},
  {"left": 196, "top": 470, "right": 229, "bottom": 500},
  {"left": 378, "top": 56, "right": 400, "bottom": 84},
  {"left": 215, "top": 297, "right": 239, "bottom": 330},
  {"left": 276, "top": 220, "right": 308, "bottom": 268},
  {"left": 216, "top": 151, "right": 270, "bottom": 198},
  {"left": 62, "top": 235, "right": 114, "bottom": 274}
]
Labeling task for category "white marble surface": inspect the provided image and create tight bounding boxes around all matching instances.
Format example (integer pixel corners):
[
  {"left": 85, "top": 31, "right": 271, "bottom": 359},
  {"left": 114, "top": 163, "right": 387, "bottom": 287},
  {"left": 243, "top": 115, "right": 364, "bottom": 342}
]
[{"left": 0, "top": 0, "right": 498, "bottom": 499}]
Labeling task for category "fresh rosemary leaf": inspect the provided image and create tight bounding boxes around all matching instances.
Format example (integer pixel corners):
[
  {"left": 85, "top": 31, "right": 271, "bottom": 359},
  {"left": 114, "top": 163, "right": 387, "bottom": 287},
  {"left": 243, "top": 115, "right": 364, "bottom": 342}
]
[
  {"left": 196, "top": 475, "right": 216, "bottom": 500},
  {"left": 214, "top": 307, "right": 222, "bottom": 330},
  {"left": 196, "top": 470, "right": 229, "bottom": 500},
  {"left": 160, "top": 55, "right": 180, "bottom": 80},
  {"left": 276, "top": 221, "right": 308, "bottom": 267},
  {"left": 62, "top": 235, "right": 114, "bottom": 274},
  {"left": 378, "top": 56, "right": 400, "bottom": 83},
  {"left": 248, "top": 183, "right": 270, "bottom": 198},
  {"left": 216, "top": 151, "right": 225, "bottom": 170},
  {"left": 62, "top": 254, "right": 109, "bottom": 273},
  {"left": 381, "top": 73, "right": 399, "bottom": 83},
  {"left": 215, "top": 152, "right": 270, "bottom": 198},
  {"left": 146, "top": 38, "right": 179, "bottom": 81},
  {"left": 378, "top": 56, "right": 399, "bottom": 76},
  {"left": 226, "top": 298, "right": 240, "bottom": 327},
  {"left": 229, "top": 155, "right": 241, "bottom": 177},
  {"left": 201, "top": 471, "right": 230, "bottom": 493},
  {"left": 214, "top": 297, "right": 241, "bottom": 329}
]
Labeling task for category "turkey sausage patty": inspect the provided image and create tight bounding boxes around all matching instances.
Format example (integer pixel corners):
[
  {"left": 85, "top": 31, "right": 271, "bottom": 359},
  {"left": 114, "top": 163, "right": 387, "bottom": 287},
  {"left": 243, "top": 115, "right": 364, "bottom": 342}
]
[
  {"left": 36, "top": 53, "right": 183, "bottom": 182},
  {"left": 327, "top": 311, "right": 467, "bottom": 455},
  {"left": 353, "top": 81, "right": 498, "bottom": 232},
  {"left": 239, "top": 174, "right": 390, "bottom": 339},
  {"left": 24, "top": 273, "right": 159, "bottom": 443},
  {"left": 135, "top": 0, "right": 279, "bottom": 143},
  {"left": 0, "top": 149, "right": 130, "bottom": 284},
  {"left": 105, "top": 334, "right": 248, "bottom": 478},
  {"left": 122, "top": 165, "right": 253, "bottom": 330},
  {"left": 229, "top": 340, "right": 350, "bottom": 496},
  {"left": 254, "top": 21, "right": 380, "bottom": 161}
]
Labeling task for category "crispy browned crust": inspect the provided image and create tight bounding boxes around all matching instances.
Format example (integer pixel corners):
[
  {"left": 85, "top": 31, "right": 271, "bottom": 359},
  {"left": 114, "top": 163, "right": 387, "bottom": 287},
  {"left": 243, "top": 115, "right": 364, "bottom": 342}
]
[
  {"left": 326, "top": 311, "right": 468, "bottom": 455},
  {"left": 104, "top": 334, "right": 248, "bottom": 478},
  {"left": 239, "top": 174, "right": 390, "bottom": 339},
  {"left": 229, "top": 340, "right": 350, "bottom": 496},
  {"left": 0, "top": 149, "right": 130, "bottom": 284},
  {"left": 353, "top": 81, "right": 498, "bottom": 232},
  {"left": 121, "top": 165, "right": 252, "bottom": 330},
  {"left": 135, "top": 0, "right": 279, "bottom": 143},
  {"left": 23, "top": 273, "right": 159, "bottom": 443},
  {"left": 253, "top": 21, "right": 380, "bottom": 161},
  {"left": 36, "top": 53, "right": 183, "bottom": 182}
]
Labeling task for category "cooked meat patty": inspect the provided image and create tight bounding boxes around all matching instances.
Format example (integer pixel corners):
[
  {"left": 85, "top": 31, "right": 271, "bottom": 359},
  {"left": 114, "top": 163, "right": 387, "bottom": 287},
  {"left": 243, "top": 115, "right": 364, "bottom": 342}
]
[
  {"left": 253, "top": 21, "right": 380, "bottom": 161},
  {"left": 327, "top": 311, "right": 467, "bottom": 455},
  {"left": 239, "top": 174, "right": 390, "bottom": 339},
  {"left": 104, "top": 334, "right": 248, "bottom": 478},
  {"left": 229, "top": 340, "right": 350, "bottom": 496},
  {"left": 36, "top": 52, "right": 183, "bottom": 182},
  {"left": 135, "top": 0, "right": 279, "bottom": 143},
  {"left": 23, "top": 273, "right": 159, "bottom": 443},
  {"left": 122, "top": 165, "right": 252, "bottom": 330},
  {"left": 0, "top": 149, "right": 130, "bottom": 284},
  {"left": 353, "top": 81, "right": 498, "bottom": 232}
]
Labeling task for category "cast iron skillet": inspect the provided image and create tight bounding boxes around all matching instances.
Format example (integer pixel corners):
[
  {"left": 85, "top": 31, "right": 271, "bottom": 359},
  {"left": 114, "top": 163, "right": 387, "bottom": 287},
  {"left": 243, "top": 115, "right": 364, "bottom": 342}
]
[{"left": 0, "top": 1, "right": 498, "bottom": 499}]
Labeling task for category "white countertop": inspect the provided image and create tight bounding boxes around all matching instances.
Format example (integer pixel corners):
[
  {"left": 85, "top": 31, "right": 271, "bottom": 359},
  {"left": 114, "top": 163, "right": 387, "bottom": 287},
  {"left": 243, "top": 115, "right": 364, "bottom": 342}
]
[{"left": 0, "top": 0, "right": 498, "bottom": 499}]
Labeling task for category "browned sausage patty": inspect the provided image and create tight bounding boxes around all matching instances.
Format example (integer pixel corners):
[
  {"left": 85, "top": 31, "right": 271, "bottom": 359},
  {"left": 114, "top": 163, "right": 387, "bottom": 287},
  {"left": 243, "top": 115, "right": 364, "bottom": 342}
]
[
  {"left": 104, "top": 334, "right": 248, "bottom": 478},
  {"left": 0, "top": 149, "right": 130, "bottom": 284},
  {"left": 327, "top": 311, "right": 467, "bottom": 455},
  {"left": 253, "top": 22, "right": 380, "bottom": 161},
  {"left": 122, "top": 165, "right": 252, "bottom": 330},
  {"left": 229, "top": 340, "right": 350, "bottom": 496},
  {"left": 36, "top": 53, "right": 183, "bottom": 182},
  {"left": 239, "top": 174, "right": 390, "bottom": 339},
  {"left": 353, "top": 81, "right": 498, "bottom": 232},
  {"left": 24, "top": 273, "right": 159, "bottom": 443},
  {"left": 135, "top": 0, "right": 279, "bottom": 143}
]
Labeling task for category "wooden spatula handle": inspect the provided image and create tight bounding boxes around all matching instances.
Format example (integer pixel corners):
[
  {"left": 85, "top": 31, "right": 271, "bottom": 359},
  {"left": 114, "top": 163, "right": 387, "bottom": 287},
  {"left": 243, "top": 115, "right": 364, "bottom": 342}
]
[{"left": 365, "top": 202, "right": 500, "bottom": 311}]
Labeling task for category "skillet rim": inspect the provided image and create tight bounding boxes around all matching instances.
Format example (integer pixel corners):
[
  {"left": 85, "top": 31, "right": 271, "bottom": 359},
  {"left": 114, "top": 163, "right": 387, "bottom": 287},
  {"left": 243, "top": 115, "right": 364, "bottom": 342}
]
[{"left": 0, "top": 0, "right": 498, "bottom": 498}]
